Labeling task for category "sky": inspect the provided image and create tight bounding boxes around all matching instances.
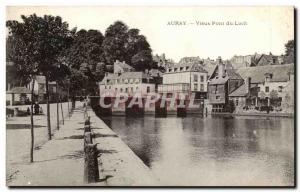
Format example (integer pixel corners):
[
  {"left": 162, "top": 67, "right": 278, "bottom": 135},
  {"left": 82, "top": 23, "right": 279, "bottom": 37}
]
[{"left": 6, "top": 6, "right": 294, "bottom": 62}]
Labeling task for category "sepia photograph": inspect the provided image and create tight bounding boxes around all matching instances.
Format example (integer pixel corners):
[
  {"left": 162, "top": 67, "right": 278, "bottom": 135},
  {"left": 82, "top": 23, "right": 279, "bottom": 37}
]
[{"left": 5, "top": 6, "right": 295, "bottom": 187}]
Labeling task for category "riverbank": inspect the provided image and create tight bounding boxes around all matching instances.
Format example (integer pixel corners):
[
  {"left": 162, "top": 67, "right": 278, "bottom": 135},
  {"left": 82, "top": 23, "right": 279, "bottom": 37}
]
[
  {"left": 7, "top": 105, "right": 158, "bottom": 186},
  {"left": 210, "top": 112, "right": 294, "bottom": 118}
]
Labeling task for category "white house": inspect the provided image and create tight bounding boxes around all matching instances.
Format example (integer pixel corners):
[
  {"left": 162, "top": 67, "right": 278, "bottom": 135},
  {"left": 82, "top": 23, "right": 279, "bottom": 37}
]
[
  {"left": 158, "top": 62, "right": 208, "bottom": 99},
  {"left": 99, "top": 61, "right": 158, "bottom": 97}
]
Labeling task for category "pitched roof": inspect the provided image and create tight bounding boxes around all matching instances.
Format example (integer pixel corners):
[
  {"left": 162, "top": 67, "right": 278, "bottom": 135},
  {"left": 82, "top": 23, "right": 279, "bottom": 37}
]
[
  {"left": 236, "top": 64, "right": 294, "bottom": 84},
  {"left": 256, "top": 54, "right": 279, "bottom": 66},
  {"left": 208, "top": 64, "right": 243, "bottom": 85},
  {"left": 229, "top": 84, "right": 248, "bottom": 97},
  {"left": 166, "top": 62, "right": 207, "bottom": 73},
  {"left": 114, "top": 60, "right": 134, "bottom": 71},
  {"left": 179, "top": 57, "right": 201, "bottom": 64},
  {"left": 35, "top": 76, "right": 56, "bottom": 85},
  {"left": 7, "top": 87, "right": 31, "bottom": 94},
  {"left": 100, "top": 71, "right": 152, "bottom": 84},
  {"left": 203, "top": 63, "right": 216, "bottom": 76},
  {"left": 227, "top": 69, "right": 243, "bottom": 79},
  {"left": 209, "top": 76, "right": 229, "bottom": 85}
]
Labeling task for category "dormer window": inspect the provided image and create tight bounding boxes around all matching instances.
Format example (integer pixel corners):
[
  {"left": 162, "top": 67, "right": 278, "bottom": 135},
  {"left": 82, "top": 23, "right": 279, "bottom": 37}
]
[
  {"left": 174, "top": 68, "right": 178, "bottom": 72},
  {"left": 186, "top": 66, "right": 190, "bottom": 70},
  {"left": 265, "top": 73, "right": 273, "bottom": 82},
  {"left": 168, "top": 68, "right": 172, "bottom": 72},
  {"left": 180, "top": 67, "right": 183, "bottom": 71}
]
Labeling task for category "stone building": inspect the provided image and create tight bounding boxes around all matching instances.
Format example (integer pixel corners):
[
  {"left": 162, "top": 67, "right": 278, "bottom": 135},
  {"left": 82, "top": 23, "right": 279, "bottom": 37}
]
[
  {"left": 236, "top": 63, "right": 294, "bottom": 110},
  {"left": 158, "top": 62, "right": 208, "bottom": 99},
  {"left": 208, "top": 56, "right": 244, "bottom": 112}
]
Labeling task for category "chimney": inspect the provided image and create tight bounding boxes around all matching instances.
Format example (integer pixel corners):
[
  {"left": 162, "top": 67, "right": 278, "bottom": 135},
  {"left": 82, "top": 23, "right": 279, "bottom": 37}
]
[
  {"left": 217, "top": 56, "right": 225, "bottom": 78},
  {"left": 288, "top": 71, "right": 294, "bottom": 82},
  {"left": 245, "top": 77, "right": 251, "bottom": 94}
]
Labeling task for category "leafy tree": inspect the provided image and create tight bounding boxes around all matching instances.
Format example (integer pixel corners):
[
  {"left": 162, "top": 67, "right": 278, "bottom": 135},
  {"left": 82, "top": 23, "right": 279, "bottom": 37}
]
[
  {"left": 124, "top": 28, "right": 151, "bottom": 63},
  {"left": 6, "top": 25, "right": 39, "bottom": 163},
  {"left": 95, "top": 62, "right": 106, "bottom": 80},
  {"left": 285, "top": 40, "right": 294, "bottom": 56},
  {"left": 64, "top": 29, "right": 105, "bottom": 96},
  {"left": 102, "top": 21, "right": 128, "bottom": 65},
  {"left": 102, "top": 21, "right": 154, "bottom": 70},
  {"left": 7, "top": 14, "right": 74, "bottom": 141},
  {"left": 284, "top": 40, "right": 294, "bottom": 64},
  {"left": 131, "top": 50, "right": 154, "bottom": 71}
]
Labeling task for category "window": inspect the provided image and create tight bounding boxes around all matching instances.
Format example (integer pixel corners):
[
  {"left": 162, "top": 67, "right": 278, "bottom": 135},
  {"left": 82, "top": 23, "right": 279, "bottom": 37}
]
[
  {"left": 200, "top": 84, "right": 204, "bottom": 91},
  {"left": 174, "top": 68, "right": 178, "bottom": 72},
  {"left": 265, "top": 86, "right": 269, "bottom": 93},
  {"left": 186, "top": 66, "right": 190, "bottom": 71},
  {"left": 180, "top": 67, "right": 183, "bottom": 71},
  {"left": 131, "top": 87, "right": 133, "bottom": 92},
  {"left": 120, "top": 88, "right": 123, "bottom": 92},
  {"left": 147, "top": 86, "right": 150, "bottom": 93},
  {"left": 235, "top": 99, "right": 239, "bottom": 106},
  {"left": 106, "top": 79, "right": 110, "bottom": 83},
  {"left": 216, "top": 96, "right": 220, "bottom": 100},
  {"left": 168, "top": 68, "right": 172, "bottom": 72},
  {"left": 104, "top": 86, "right": 107, "bottom": 89},
  {"left": 200, "top": 76, "right": 204, "bottom": 82},
  {"left": 194, "top": 74, "right": 198, "bottom": 82},
  {"left": 115, "top": 88, "right": 118, "bottom": 92},
  {"left": 125, "top": 88, "right": 128, "bottom": 92},
  {"left": 194, "top": 83, "right": 198, "bottom": 91},
  {"left": 278, "top": 86, "right": 283, "bottom": 92},
  {"left": 109, "top": 86, "right": 111, "bottom": 89},
  {"left": 136, "top": 87, "right": 139, "bottom": 90}
]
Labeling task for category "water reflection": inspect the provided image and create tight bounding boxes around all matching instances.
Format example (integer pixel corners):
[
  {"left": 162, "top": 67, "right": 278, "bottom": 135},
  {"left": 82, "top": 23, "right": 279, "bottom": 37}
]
[{"left": 101, "top": 115, "right": 294, "bottom": 186}]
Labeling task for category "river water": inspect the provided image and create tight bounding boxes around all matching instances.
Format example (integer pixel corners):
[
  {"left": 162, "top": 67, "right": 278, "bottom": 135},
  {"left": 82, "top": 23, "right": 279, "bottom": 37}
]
[{"left": 101, "top": 115, "right": 294, "bottom": 186}]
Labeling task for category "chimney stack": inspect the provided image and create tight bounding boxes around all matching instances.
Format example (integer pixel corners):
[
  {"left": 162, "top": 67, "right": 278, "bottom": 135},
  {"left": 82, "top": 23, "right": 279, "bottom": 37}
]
[
  {"left": 217, "top": 56, "right": 225, "bottom": 78},
  {"left": 245, "top": 77, "right": 251, "bottom": 94}
]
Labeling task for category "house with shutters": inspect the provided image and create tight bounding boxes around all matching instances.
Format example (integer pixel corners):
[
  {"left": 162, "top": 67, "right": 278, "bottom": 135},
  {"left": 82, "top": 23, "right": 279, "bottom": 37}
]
[{"left": 235, "top": 63, "right": 294, "bottom": 109}]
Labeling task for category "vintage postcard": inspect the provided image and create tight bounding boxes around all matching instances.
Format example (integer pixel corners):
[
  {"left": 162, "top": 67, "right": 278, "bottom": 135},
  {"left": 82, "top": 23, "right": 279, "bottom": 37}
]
[{"left": 6, "top": 6, "right": 295, "bottom": 187}]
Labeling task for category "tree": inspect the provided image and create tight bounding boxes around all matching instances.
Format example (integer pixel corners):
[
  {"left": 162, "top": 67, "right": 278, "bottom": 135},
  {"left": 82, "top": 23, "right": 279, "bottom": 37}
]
[
  {"left": 124, "top": 28, "right": 151, "bottom": 63},
  {"left": 95, "top": 62, "right": 106, "bottom": 81},
  {"left": 64, "top": 29, "right": 104, "bottom": 95},
  {"left": 284, "top": 40, "right": 294, "bottom": 64},
  {"left": 131, "top": 50, "right": 154, "bottom": 71},
  {"left": 7, "top": 14, "right": 74, "bottom": 141},
  {"left": 102, "top": 21, "right": 154, "bottom": 70},
  {"left": 6, "top": 31, "right": 38, "bottom": 163},
  {"left": 102, "top": 21, "right": 128, "bottom": 65},
  {"left": 53, "top": 63, "right": 71, "bottom": 130}
]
